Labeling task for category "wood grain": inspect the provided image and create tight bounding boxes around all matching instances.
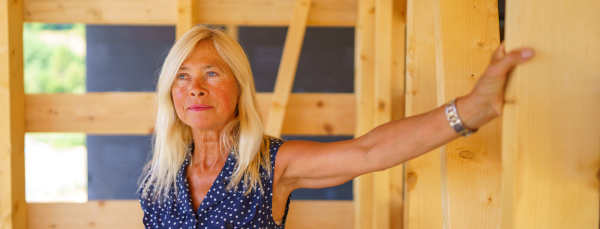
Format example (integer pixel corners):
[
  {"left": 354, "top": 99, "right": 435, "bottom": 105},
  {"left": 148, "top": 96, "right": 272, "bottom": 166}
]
[
  {"left": 23, "top": 0, "right": 356, "bottom": 26},
  {"left": 27, "top": 200, "right": 353, "bottom": 229},
  {"left": 501, "top": 0, "right": 600, "bottom": 228},
  {"left": 389, "top": 0, "right": 406, "bottom": 228},
  {"left": 264, "top": 0, "right": 311, "bottom": 138},
  {"left": 403, "top": 0, "right": 442, "bottom": 228},
  {"left": 353, "top": 0, "right": 376, "bottom": 228},
  {"left": 371, "top": 0, "right": 393, "bottom": 228},
  {"left": 433, "top": 0, "right": 501, "bottom": 228},
  {"left": 0, "top": 0, "right": 27, "bottom": 228},
  {"left": 176, "top": 0, "right": 196, "bottom": 39},
  {"left": 25, "top": 93, "right": 355, "bottom": 136}
]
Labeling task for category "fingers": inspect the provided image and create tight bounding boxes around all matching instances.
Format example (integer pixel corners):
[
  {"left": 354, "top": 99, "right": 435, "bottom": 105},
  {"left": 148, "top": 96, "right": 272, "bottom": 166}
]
[
  {"left": 491, "top": 42, "right": 506, "bottom": 61},
  {"left": 489, "top": 48, "right": 535, "bottom": 76}
]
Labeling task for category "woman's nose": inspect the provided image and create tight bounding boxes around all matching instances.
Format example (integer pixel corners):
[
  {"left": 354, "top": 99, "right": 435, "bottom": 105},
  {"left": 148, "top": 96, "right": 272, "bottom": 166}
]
[{"left": 189, "top": 79, "right": 207, "bottom": 97}]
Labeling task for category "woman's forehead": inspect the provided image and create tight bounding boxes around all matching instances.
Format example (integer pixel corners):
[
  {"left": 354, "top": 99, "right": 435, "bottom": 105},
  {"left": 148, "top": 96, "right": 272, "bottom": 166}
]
[{"left": 179, "top": 40, "right": 228, "bottom": 71}]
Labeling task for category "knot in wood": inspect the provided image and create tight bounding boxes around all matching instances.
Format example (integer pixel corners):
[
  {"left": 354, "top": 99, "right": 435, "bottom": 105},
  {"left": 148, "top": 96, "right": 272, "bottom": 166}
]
[
  {"left": 378, "top": 101, "right": 386, "bottom": 110},
  {"left": 406, "top": 171, "right": 418, "bottom": 191},
  {"left": 459, "top": 150, "right": 475, "bottom": 159},
  {"left": 317, "top": 100, "right": 324, "bottom": 107},
  {"left": 323, "top": 123, "right": 333, "bottom": 134}
]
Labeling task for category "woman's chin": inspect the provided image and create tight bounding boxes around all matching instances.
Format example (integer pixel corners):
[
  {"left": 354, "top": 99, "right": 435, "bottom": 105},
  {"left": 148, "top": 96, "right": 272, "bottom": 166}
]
[{"left": 184, "top": 121, "right": 223, "bottom": 133}]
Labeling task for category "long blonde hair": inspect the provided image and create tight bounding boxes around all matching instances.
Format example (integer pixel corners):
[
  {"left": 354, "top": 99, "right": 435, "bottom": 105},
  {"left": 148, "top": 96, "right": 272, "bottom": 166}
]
[{"left": 140, "top": 25, "right": 271, "bottom": 202}]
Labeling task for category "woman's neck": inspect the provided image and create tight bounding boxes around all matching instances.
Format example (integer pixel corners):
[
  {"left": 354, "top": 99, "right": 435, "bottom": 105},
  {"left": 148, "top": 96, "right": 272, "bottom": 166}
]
[{"left": 190, "top": 130, "right": 228, "bottom": 172}]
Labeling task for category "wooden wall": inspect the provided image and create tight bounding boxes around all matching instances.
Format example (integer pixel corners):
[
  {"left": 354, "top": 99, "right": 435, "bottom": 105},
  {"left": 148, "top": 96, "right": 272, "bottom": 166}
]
[
  {"left": 501, "top": 0, "right": 600, "bottom": 228},
  {"left": 434, "top": 0, "right": 502, "bottom": 228},
  {"left": 403, "top": 0, "right": 442, "bottom": 227},
  {"left": 2, "top": 0, "right": 598, "bottom": 228}
]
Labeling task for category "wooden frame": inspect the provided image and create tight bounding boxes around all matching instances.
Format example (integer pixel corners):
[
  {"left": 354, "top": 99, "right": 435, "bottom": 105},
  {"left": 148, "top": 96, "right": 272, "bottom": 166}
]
[
  {"left": 23, "top": 0, "right": 356, "bottom": 26},
  {"left": 1, "top": 0, "right": 26, "bottom": 228},
  {"left": 25, "top": 93, "right": 356, "bottom": 135},
  {"left": 265, "top": 0, "right": 312, "bottom": 137},
  {"left": 434, "top": 0, "right": 502, "bottom": 228},
  {"left": 3, "top": 0, "right": 597, "bottom": 228},
  {"left": 501, "top": 0, "right": 600, "bottom": 228},
  {"left": 403, "top": 0, "right": 442, "bottom": 228}
]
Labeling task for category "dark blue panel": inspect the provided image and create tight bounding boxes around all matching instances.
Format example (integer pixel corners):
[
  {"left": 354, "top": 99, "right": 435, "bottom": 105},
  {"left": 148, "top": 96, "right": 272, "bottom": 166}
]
[
  {"left": 86, "top": 25, "right": 175, "bottom": 92},
  {"left": 87, "top": 135, "right": 152, "bottom": 200},
  {"left": 239, "top": 27, "right": 354, "bottom": 93}
]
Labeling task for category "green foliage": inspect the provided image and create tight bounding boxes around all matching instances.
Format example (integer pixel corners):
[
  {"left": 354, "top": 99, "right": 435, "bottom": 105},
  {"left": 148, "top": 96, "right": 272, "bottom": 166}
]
[
  {"left": 27, "top": 133, "right": 87, "bottom": 148},
  {"left": 24, "top": 23, "right": 87, "bottom": 148},
  {"left": 23, "top": 23, "right": 86, "bottom": 93}
]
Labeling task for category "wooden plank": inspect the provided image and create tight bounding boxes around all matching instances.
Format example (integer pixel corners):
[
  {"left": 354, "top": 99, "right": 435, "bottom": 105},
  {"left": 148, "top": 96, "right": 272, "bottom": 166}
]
[
  {"left": 433, "top": 0, "right": 501, "bottom": 228},
  {"left": 501, "top": 1, "right": 600, "bottom": 228},
  {"left": 352, "top": 0, "right": 376, "bottom": 228},
  {"left": 23, "top": 0, "right": 175, "bottom": 25},
  {"left": 403, "top": 0, "right": 442, "bottom": 228},
  {"left": 286, "top": 201, "right": 354, "bottom": 228},
  {"left": 176, "top": 0, "right": 196, "bottom": 39},
  {"left": 264, "top": 0, "right": 311, "bottom": 138},
  {"left": 0, "top": 0, "right": 27, "bottom": 228},
  {"left": 27, "top": 200, "right": 353, "bottom": 229},
  {"left": 372, "top": 0, "right": 393, "bottom": 228},
  {"left": 24, "top": 93, "right": 355, "bottom": 135},
  {"left": 23, "top": 0, "right": 356, "bottom": 26},
  {"left": 389, "top": 0, "right": 406, "bottom": 228},
  {"left": 225, "top": 24, "right": 239, "bottom": 42},
  {"left": 27, "top": 201, "right": 144, "bottom": 229}
]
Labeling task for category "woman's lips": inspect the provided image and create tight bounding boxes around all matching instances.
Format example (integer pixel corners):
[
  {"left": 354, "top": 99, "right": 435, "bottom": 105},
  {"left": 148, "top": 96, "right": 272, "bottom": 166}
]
[{"left": 188, "top": 104, "right": 213, "bottom": 111}]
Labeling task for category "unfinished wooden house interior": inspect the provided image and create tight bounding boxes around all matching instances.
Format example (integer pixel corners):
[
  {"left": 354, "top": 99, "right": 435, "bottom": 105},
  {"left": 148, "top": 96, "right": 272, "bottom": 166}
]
[{"left": 2, "top": 0, "right": 599, "bottom": 228}]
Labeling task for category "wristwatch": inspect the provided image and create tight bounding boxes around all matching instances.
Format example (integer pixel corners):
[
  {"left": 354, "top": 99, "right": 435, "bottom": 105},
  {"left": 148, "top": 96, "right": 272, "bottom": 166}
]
[{"left": 445, "top": 98, "right": 478, "bottom": 137}]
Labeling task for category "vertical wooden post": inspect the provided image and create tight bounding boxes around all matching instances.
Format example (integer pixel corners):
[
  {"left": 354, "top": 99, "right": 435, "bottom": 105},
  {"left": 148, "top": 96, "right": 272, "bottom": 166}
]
[
  {"left": 353, "top": 0, "right": 375, "bottom": 229},
  {"left": 389, "top": 0, "right": 406, "bottom": 228},
  {"left": 353, "top": 0, "right": 376, "bottom": 227},
  {"left": 0, "top": 0, "right": 26, "bottom": 228},
  {"left": 176, "top": 0, "right": 196, "bottom": 39},
  {"left": 225, "top": 24, "right": 239, "bottom": 41},
  {"left": 372, "top": 0, "right": 393, "bottom": 228},
  {"left": 433, "top": 0, "right": 501, "bottom": 228},
  {"left": 501, "top": 1, "right": 600, "bottom": 228},
  {"left": 403, "top": 0, "right": 442, "bottom": 228},
  {"left": 264, "top": 0, "right": 311, "bottom": 138}
]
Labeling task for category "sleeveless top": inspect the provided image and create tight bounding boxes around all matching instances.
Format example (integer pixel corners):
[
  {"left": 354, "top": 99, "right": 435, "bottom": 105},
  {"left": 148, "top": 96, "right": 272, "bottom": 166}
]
[{"left": 139, "top": 137, "right": 291, "bottom": 229}]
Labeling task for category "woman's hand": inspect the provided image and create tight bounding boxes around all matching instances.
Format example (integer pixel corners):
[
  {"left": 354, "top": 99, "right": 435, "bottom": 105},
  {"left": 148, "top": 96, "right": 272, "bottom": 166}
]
[{"left": 459, "top": 42, "right": 535, "bottom": 130}]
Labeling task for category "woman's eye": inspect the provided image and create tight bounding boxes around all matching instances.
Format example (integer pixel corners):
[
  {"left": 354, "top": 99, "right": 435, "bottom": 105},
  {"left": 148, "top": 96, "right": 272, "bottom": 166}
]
[
  {"left": 178, "top": 74, "right": 186, "bottom": 80},
  {"left": 207, "top": 71, "right": 216, "bottom": 77}
]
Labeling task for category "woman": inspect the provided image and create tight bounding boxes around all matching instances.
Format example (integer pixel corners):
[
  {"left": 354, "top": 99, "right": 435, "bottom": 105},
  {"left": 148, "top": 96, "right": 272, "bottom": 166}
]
[{"left": 138, "top": 25, "right": 534, "bottom": 229}]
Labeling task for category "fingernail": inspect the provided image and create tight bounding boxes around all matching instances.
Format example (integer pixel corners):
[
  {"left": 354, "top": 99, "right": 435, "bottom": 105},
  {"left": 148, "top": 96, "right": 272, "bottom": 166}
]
[{"left": 521, "top": 50, "right": 534, "bottom": 59}]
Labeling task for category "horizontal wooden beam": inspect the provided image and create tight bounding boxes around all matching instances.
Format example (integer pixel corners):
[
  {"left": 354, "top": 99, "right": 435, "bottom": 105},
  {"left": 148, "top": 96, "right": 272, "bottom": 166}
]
[
  {"left": 27, "top": 200, "right": 353, "bottom": 229},
  {"left": 23, "top": 0, "right": 356, "bottom": 26},
  {"left": 25, "top": 92, "right": 355, "bottom": 136}
]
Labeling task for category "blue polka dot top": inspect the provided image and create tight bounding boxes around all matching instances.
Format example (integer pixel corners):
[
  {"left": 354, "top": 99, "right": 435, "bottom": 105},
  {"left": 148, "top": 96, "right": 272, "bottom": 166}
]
[{"left": 139, "top": 137, "right": 291, "bottom": 229}]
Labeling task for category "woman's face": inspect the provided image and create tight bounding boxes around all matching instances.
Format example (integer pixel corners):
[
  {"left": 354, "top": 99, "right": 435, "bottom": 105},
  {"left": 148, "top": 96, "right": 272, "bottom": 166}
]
[{"left": 171, "top": 40, "right": 239, "bottom": 133}]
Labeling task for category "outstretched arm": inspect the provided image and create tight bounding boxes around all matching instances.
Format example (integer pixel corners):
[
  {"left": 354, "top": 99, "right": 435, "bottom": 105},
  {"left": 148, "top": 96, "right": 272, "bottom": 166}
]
[{"left": 274, "top": 43, "right": 535, "bottom": 192}]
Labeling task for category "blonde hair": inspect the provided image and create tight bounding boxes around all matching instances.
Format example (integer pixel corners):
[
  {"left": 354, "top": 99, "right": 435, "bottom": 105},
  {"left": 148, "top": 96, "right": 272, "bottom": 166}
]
[{"left": 140, "top": 25, "right": 271, "bottom": 202}]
